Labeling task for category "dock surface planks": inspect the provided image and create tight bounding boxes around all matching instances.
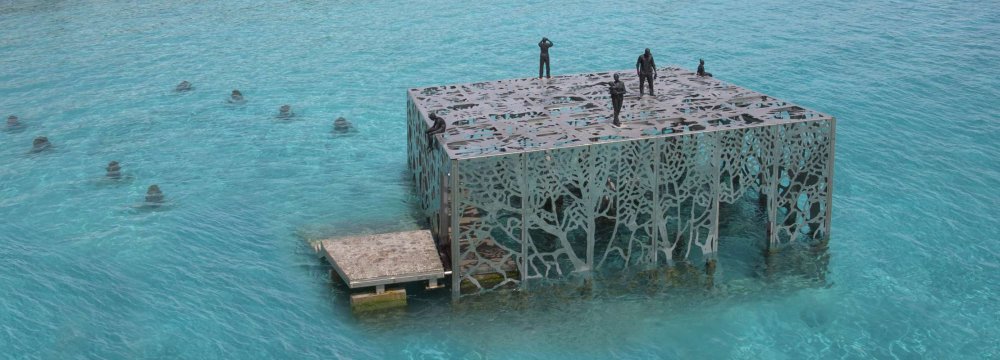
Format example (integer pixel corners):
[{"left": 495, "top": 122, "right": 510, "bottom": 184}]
[{"left": 319, "top": 230, "right": 445, "bottom": 289}]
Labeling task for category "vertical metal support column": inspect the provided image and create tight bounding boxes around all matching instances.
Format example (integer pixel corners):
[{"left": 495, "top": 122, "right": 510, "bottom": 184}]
[
  {"left": 710, "top": 133, "right": 721, "bottom": 255},
  {"left": 406, "top": 97, "right": 414, "bottom": 172},
  {"left": 767, "top": 125, "right": 782, "bottom": 252},
  {"left": 823, "top": 118, "right": 837, "bottom": 241},
  {"left": 585, "top": 146, "right": 595, "bottom": 273},
  {"left": 438, "top": 156, "right": 448, "bottom": 247},
  {"left": 450, "top": 159, "right": 461, "bottom": 301},
  {"left": 520, "top": 153, "right": 529, "bottom": 287},
  {"left": 651, "top": 138, "right": 660, "bottom": 266}
]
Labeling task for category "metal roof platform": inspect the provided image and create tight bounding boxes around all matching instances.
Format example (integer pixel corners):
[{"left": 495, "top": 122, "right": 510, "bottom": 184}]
[{"left": 407, "top": 66, "right": 833, "bottom": 160}]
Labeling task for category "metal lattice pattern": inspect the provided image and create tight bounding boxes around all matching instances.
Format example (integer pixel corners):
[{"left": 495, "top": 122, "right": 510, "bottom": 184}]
[
  {"left": 407, "top": 67, "right": 832, "bottom": 160},
  {"left": 452, "top": 155, "right": 524, "bottom": 294},
  {"left": 406, "top": 98, "right": 450, "bottom": 244},
  {"left": 766, "top": 120, "right": 836, "bottom": 248},
  {"left": 406, "top": 70, "right": 835, "bottom": 299},
  {"left": 444, "top": 122, "right": 833, "bottom": 298}
]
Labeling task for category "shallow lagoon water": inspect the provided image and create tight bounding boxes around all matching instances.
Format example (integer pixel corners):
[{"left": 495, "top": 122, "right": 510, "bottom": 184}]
[{"left": 1, "top": 0, "right": 998, "bottom": 358}]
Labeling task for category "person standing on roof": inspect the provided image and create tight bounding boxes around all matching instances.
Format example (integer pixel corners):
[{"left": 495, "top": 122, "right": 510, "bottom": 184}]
[
  {"left": 636, "top": 48, "right": 657, "bottom": 98},
  {"left": 538, "top": 37, "right": 554, "bottom": 79}
]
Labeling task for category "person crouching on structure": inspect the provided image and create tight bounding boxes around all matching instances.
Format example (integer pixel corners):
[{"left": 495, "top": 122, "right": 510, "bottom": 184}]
[
  {"left": 609, "top": 74, "right": 626, "bottom": 126},
  {"left": 425, "top": 112, "right": 447, "bottom": 150},
  {"left": 697, "top": 59, "right": 713, "bottom": 77},
  {"left": 636, "top": 48, "right": 657, "bottom": 98},
  {"left": 538, "top": 37, "right": 554, "bottom": 79}
]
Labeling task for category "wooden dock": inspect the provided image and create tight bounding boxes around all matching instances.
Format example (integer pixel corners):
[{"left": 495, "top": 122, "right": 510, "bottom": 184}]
[{"left": 316, "top": 230, "right": 446, "bottom": 311}]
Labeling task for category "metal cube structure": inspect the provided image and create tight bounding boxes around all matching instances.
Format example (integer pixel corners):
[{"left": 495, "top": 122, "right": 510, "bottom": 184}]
[{"left": 407, "top": 67, "right": 835, "bottom": 299}]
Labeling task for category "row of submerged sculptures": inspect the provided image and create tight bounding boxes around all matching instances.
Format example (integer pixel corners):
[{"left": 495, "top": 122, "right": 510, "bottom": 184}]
[
  {"left": 537, "top": 38, "right": 714, "bottom": 126},
  {"left": 6, "top": 82, "right": 359, "bottom": 208},
  {"left": 177, "top": 82, "right": 355, "bottom": 129}
]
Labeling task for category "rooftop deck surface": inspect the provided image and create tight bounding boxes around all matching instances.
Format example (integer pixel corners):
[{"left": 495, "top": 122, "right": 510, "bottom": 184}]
[
  {"left": 409, "top": 66, "right": 833, "bottom": 160},
  {"left": 319, "top": 230, "right": 445, "bottom": 288}
]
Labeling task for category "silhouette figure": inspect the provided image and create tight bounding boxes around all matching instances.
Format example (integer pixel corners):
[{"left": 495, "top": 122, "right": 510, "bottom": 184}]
[
  {"left": 697, "top": 59, "right": 713, "bottom": 77},
  {"left": 635, "top": 48, "right": 657, "bottom": 98},
  {"left": 106, "top": 161, "right": 122, "bottom": 180},
  {"left": 538, "top": 37, "right": 554, "bottom": 79},
  {"left": 277, "top": 105, "right": 293, "bottom": 119},
  {"left": 31, "top": 136, "right": 51, "bottom": 152},
  {"left": 145, "top": 185, "right": 164, "bottom": 204},
  {"left": 608, "top": 74, "right": 627, "bottom": 126},
  {"left": 425, "top": 112, "right": 447, "bottom": 150},
  {"left": 176, "top": 81, "right": 192, "bottom": 92},
  {"left": 229, "top": 90, "right": 244, "bottom": 103},
  {"left": 333, "top": 117, "right": 352, "bottom": 133}
]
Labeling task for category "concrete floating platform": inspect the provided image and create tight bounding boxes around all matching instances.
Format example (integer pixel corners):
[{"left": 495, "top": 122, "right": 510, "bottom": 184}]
[{"left": 317, "top": 230, "right": 446, "bottom": 289}]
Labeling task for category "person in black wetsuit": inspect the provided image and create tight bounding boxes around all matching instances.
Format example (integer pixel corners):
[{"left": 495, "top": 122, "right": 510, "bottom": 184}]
[
  {"left": 636, "top": 48, "right": 657, "bottom": 98},
  {"left": 538, "top": 37, "right": 554, "bottom": 79},
  {"left": 609, "top": 74, "right": 626, "bottom": 126},
  {"left": 697, "top": 59, "right": 713, "bottom": 77},
  {"left": 425, "top": 112, "right": 447, "bottom": 150}
]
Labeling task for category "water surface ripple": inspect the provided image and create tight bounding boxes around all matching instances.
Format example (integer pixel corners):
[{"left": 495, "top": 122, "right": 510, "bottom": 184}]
[{"left": 1, "top": 0, "right": 998, "bottom": 358}]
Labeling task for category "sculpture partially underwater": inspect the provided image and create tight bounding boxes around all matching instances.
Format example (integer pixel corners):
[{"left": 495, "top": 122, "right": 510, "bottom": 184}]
[
  {"left": 228, "top": 90, "right": 244, "bottom": 103},
  {"left": 30, "top": 136, "right": 51, "bottom": 153},
  {"left": 277, "top": 105, "right": 294, "bottom": 119},
  {"left": 144, "top": 184, "right": 165, "bottom": 207},
  {"left": 333, "top": 117, "right": 354, "bottom": 133},
  {"left": 106, "top": 161, "right": 122, "bottom": 180},
  {"left": 175, "top": 81, "right": 193, "bottom": 92},
  {"left": 5, "top": 115, "right": 24, "bottom": 132}
]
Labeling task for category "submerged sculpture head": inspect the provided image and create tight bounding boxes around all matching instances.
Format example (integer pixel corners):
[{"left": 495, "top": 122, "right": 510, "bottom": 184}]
[
  {"left": 31, "top": 136, "right": 50, "bottom": 152},
  {"left": 106, "top": 161, "right": 121, "bottom": 179},
  {"left": 176, "top": 81, "right": 192, "bottom": 92},
  {"left": 278, "top": 105, "right": 292, "bottom": 117},
  {"left": 7, "top": 115, "right": 18, "bottom": 126},
  {"left": 231, "top": 90, "right": 243, "bottom": 101},
  {"left": 146, "top": 184, "right": 164, "bottom": 203},
  {"left": 333, "top": 117, "right": 351, "bottom": 132}
]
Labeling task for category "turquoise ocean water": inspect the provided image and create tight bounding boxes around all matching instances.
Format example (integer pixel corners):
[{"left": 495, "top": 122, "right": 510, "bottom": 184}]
[{"left": 1, "top": 0, "right": 998, "bottom": 358}]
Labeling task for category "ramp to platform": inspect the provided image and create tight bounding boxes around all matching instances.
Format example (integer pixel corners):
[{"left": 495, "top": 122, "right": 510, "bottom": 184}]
[{"left": 318, "top": 230, "right": 446, "bottom": 289}]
